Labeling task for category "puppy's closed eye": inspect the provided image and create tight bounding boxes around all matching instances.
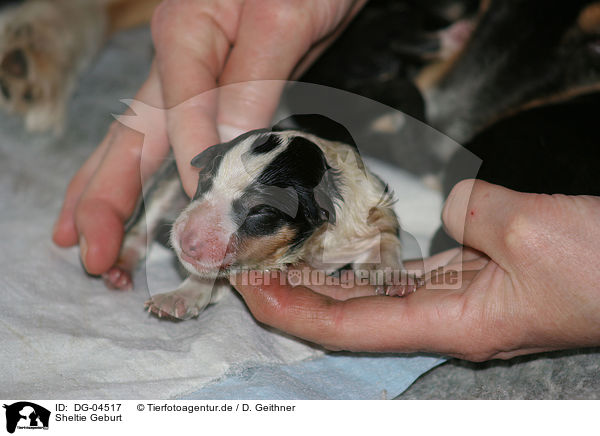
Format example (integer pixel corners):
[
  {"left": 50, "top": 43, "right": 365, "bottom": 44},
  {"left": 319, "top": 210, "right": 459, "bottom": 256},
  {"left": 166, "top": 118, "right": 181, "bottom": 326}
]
[{"left": 241, "top": 205, "right": 285, "bottom": 236}]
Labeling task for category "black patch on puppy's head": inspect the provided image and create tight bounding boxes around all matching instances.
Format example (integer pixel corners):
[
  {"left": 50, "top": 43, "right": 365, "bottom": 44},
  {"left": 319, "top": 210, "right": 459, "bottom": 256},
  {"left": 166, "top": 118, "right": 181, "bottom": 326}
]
[
  {"left": 272, "top": 114, "right": 358, "bottom": 151},
  {"left": 233, "top": 135, "right": 341, "bottom": 248},
  {"left": 248, "top": 133, "right": 282, "bottom": 155},
  {"left": 191, "top": 129, "right": 271, "bottom": 199}
]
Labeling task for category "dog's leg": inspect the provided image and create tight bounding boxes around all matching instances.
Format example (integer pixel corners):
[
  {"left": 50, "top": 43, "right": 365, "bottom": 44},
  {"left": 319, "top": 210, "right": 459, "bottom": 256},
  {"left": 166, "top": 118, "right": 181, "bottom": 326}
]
[
  {"left": 145, "top": 276, "right": 229, "bottom": 320},
  {"left": 352, "top": 205, "right": 424, "bottom": 297},
  {"left": 353, "top": 205, "right": 402, "bottom": 268}
]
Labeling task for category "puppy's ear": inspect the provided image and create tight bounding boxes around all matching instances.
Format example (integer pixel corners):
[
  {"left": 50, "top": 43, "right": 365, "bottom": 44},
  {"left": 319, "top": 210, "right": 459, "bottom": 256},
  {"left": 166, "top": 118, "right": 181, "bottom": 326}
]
[
  {"left": 313, "top": 167, "right": 339, "bottom": 225},
  {"left": 190, "top": 141, "right": 233, "bottom": 170},
  {"left": 190, "top": 141, "right": 237, "bottom": 199},
  {"left": 191, "top": 128, "right": 271, "bottom": 169},
  {"left": 272, "top": 114, "right": 357, "bottom": 150}
]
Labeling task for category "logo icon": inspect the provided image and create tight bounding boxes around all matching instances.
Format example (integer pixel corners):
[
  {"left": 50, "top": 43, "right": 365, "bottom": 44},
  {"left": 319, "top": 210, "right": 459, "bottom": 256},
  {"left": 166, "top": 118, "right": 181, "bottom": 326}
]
[
  {"left": 286, "top": 270, "right": 302, "bottom": 287},
  {"left": 3, "top": 402, "right": 50, "bottom": 434}
]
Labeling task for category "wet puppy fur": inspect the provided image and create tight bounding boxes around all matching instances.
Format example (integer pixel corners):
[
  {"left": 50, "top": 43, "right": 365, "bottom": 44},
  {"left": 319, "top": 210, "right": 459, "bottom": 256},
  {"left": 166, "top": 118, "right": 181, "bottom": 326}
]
[{"left": 103, "top": 115, "right": 403, "bottom": 319}]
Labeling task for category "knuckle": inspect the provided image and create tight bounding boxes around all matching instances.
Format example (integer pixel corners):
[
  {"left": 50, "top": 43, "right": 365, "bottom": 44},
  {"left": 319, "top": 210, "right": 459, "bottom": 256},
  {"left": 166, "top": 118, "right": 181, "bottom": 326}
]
[
  {"left": 151, "top": 0, "right": 193, "bottom": 42},
  {"left": 150, "top": 0, "right": 171, "bottom": 39},
  {"left": 152, "top": 0, "right": 221, "bottom": 45},
  {"left": 73, "top": 195, "right": 93, "bottom": 221},
  {"left": 251, "top": 0, "right": 312, "bottom": 34},
  {"left": 65, "top": 175, "right": 84, "bottom": 200},
  {"left": 501, "top": 203, "right": 545, "bottom": 255},
  {"left": 106, "top": 122, "right": 143, "bottom": 161}
]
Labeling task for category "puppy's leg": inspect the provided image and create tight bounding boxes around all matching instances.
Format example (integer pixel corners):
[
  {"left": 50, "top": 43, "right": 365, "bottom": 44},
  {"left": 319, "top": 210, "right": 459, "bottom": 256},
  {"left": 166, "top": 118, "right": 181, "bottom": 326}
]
[
  {"left": 353, "top": 231, "right": 423, "bottom": 297},
  {"left": 352, "top": 231, "right": 403, "bottom": 277},
  {"left": 353, "top": 205, "right": 423, "bottom": 297},
  {"left": 144, "top": 276, "right": 229, "bottom": 320},
  {"left": 103, "top": 162, "right": 186, "bottom": 290}
]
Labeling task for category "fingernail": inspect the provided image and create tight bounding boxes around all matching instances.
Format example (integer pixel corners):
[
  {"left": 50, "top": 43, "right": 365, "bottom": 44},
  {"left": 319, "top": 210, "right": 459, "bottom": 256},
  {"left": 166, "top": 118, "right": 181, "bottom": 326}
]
[{"left": 79, "top": 235, "right": 89, "bottom": 270}]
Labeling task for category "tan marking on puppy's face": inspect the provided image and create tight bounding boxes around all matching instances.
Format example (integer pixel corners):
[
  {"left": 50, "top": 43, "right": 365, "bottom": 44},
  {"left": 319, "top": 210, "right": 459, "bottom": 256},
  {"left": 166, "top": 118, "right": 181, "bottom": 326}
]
[
  {"left": 235, "top": 226, "right": 298, "bottom": 267},
  {"left": 578, "top": 2, "right": 600, "bottom": 34}
]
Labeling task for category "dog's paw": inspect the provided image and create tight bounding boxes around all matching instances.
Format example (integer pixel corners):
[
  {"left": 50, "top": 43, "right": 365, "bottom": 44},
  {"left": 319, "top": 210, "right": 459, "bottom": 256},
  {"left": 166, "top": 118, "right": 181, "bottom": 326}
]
[
  {"left": 144, "top": 287, "right": 212, "bottom": 320},
  {"left": 0, "top": 21, "right": 58, "bottom": 130},
  {"left": 102, "top": 266, "right": 134, "bottom": 291},
  {"left": 0, "top": 0, "right": 105, "bottom": 133},
  {"left": 385, "top": 275, "right": 425, "bottom": 297}
]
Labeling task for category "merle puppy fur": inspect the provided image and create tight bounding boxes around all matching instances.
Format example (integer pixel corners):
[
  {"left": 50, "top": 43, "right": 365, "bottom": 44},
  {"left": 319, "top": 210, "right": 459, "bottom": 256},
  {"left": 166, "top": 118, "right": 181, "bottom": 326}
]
[{"left": 102, "top": 115, "right": 403, "bottom": 320}]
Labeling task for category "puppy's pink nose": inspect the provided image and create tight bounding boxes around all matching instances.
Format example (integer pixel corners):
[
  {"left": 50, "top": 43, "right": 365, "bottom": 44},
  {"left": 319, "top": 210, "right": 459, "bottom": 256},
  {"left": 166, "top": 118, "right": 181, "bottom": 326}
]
[{"left": 180, "top": 232, "right": 204, "bottom": 259}]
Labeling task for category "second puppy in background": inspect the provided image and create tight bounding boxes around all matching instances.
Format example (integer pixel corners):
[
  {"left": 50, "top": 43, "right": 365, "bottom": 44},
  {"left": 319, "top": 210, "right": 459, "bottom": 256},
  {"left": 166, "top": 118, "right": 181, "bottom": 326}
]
[{"left": 0, "top": 0, "right": 159, "bottom": 133}]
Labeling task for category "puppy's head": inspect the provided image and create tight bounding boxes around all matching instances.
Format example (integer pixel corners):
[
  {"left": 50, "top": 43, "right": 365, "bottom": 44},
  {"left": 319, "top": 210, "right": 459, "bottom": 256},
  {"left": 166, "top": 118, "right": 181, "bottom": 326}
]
[{"left": 171, "top": 116, "right": 350, "bottom": 277}]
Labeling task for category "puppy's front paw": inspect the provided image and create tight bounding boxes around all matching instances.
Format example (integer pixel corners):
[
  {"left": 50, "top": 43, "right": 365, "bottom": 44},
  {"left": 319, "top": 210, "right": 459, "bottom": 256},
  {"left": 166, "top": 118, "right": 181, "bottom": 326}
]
[
  {"left": 384, "top": 275, "right": 425, "bottom": 297},
  {"left": 144, "top": 287, "right": 212, "bottom": 320}
]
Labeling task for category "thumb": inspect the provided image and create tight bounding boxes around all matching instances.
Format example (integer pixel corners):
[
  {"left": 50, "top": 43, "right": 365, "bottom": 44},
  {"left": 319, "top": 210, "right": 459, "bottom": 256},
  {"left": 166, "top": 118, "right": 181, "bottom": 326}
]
[{"left": 442, "top": 179, "right": 529, "bottom": 261}]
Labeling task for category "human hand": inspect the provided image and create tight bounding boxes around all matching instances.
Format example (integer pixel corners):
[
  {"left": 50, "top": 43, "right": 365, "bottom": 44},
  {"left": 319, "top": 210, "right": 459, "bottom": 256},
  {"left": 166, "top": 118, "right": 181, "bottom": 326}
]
[
  {"left": 52, "top": 0, "right": 367, "bottom": 275},
  {"left": 231, "top": 180, "right": 600, "bottom": 361}
]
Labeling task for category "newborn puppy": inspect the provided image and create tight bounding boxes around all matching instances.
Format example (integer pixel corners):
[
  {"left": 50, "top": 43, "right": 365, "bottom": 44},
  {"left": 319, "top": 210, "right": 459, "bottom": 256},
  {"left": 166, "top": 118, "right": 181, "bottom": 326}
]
[{"left": 103, "top": 115, "right": 404, "bottom": 319}]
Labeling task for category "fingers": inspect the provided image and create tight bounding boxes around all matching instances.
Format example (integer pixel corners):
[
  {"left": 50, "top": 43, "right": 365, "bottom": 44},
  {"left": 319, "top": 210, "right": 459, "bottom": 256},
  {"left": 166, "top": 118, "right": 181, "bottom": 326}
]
[
  {"left": 298, "top": 248, "right": 476, "bottom": 301},
  {"left": 284, "top": 267, "right": 379, "bottom": 300},
  {"left": 216, "top": 0, "right": 366, "bottom": 132},
  {"left": 215, "top": 1, "right": 317, "bottom": 133},
  {"left": 231, "top": 271, "right": 473, "bottom": 354},
  {"left": 54, "top": 66, "right": 168, "bottom": 275},
  {"left": 152, "top": 0, "right": 364, "bottom": 196},
  {"left": 52, "top": 135, "right": 112, "bottom": 247},
  {"left": 442, "top": 179, "right": 530, "bottom": 262},
  {"left": 151, "top": 0, "right": 240, "bottom": 196}
]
